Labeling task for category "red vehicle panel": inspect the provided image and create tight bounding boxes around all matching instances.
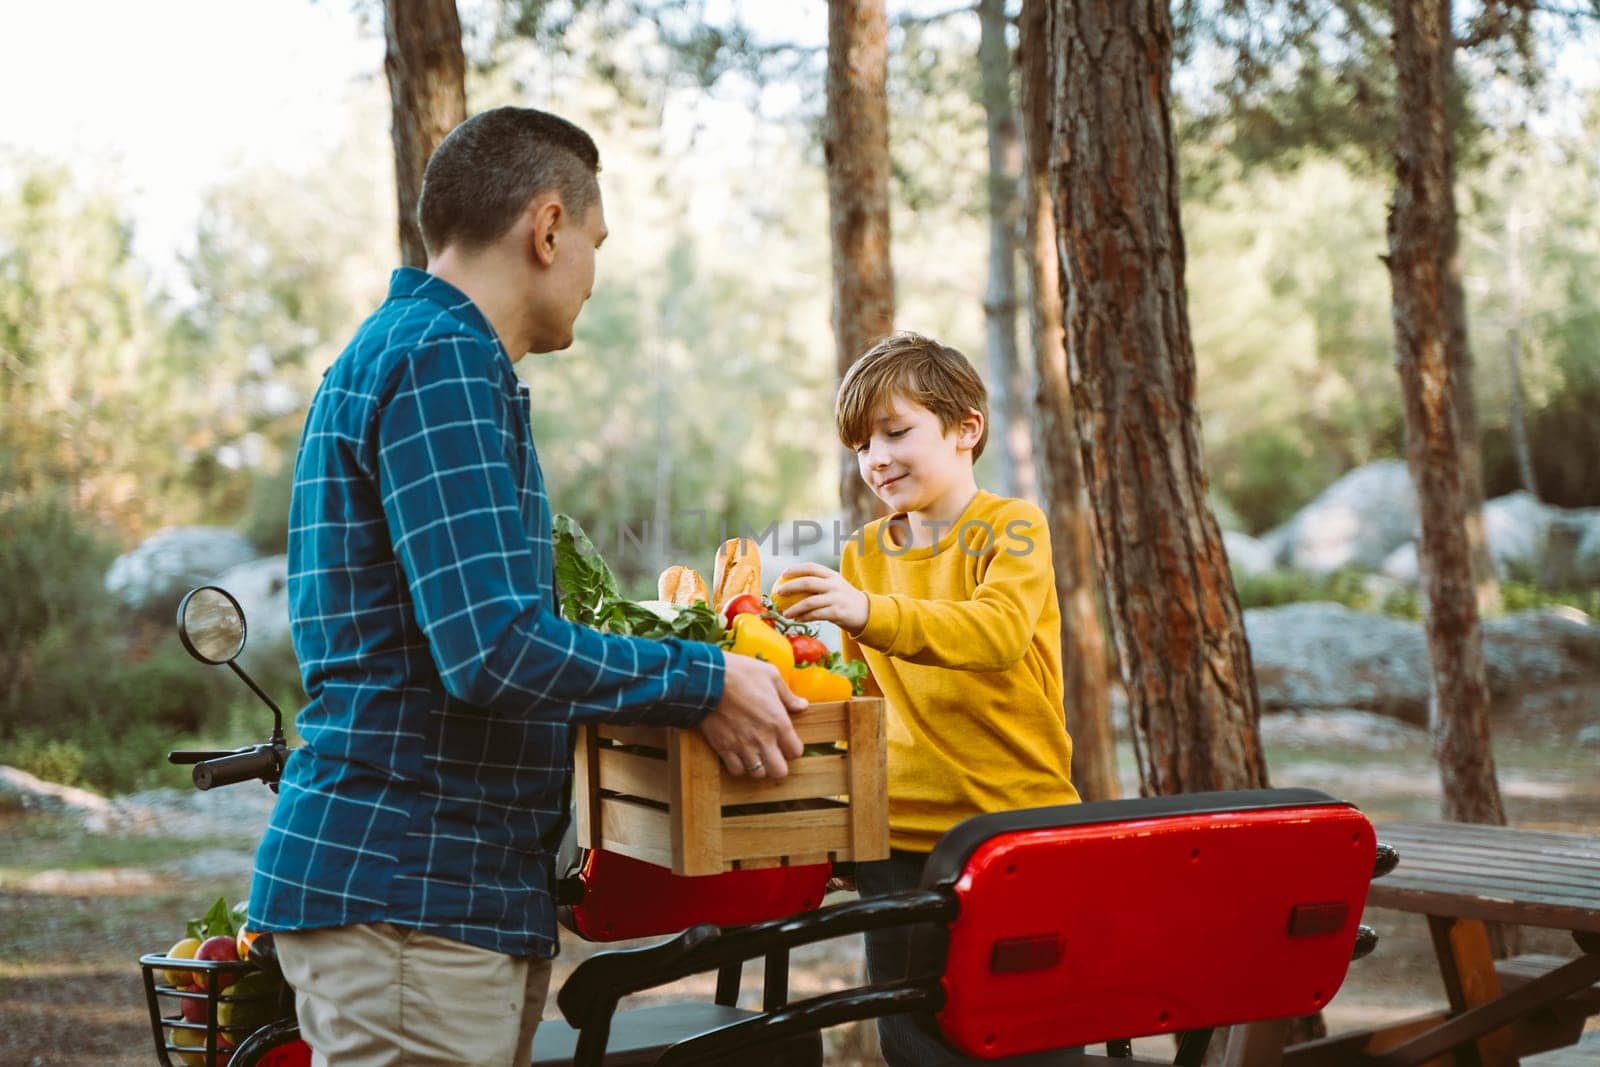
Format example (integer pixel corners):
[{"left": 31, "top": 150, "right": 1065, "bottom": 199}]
[
  {"left": 936, "top": 803, "right": 1376, "bottom": 1058},
  {"left": 564, "top": 848, "right": 831, "bottom": 942}
]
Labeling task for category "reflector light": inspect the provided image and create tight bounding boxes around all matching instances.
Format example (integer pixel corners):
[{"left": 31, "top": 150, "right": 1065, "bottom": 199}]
[
  {"left": 1287, "top": 902, "right": 1349, "bottom": 937},
  {"left": 990, "top": 934, "right": 1063, "bottom": 974}
]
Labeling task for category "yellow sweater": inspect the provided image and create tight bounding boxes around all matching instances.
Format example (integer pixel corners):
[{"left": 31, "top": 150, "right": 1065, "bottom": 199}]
[{"left": 841, "top": 491, "right": 1080, "bottom": 851}]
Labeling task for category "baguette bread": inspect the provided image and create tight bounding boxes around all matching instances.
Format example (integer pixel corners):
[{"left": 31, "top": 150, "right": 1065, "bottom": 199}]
[
  {"left": 657, "top": 565, "right": 709, "bottom": 608},
  {"left": 711, "top": 538, "right": 762, "bottom": 609}
]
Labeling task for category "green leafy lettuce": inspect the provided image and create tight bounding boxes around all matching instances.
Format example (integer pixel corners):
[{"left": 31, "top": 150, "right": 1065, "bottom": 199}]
[{"left": 553, "top": 514, "right": 725, "bottom": 644}]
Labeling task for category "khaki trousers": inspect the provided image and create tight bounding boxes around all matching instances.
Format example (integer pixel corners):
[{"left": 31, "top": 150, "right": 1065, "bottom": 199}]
[{"left": 275, "top": 923, "right": 553, "bottom": 1067}]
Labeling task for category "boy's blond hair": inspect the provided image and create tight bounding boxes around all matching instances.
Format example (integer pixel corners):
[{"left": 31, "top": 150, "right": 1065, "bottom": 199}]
[{"left": 836, "top": 332, "right": 990, "bottom": 460}]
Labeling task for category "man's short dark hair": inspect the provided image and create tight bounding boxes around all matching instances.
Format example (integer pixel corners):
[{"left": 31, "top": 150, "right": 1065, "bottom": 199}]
[{"left": 418, "top": 107, "right": 601, "bottom": 256}]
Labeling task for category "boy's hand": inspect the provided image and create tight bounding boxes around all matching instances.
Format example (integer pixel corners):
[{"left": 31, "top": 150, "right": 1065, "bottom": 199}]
[
  {"left": 700, "top": 652, "right": 806, "bottom": 779},
  {"left": 775, "top": 563, "right": 870, "bottom": 634}
]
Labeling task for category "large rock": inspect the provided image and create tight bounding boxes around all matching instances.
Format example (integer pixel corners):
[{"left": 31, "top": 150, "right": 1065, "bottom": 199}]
[
  {"left": 1481, "top": 607, "right": 1600, "bottom": 692},
  {"left": 215, "top": 555, "right": 291, "bottom": 649},
  {"left": 1483, "top": 491, "right": 1554, "bottom": 580},
  {"left": 1268, "top": 461, "right": 1418, "bottom": 574},
  {"left": 1224, "top": 530, "right": 1275, "bottom": 579},
  {"left": 1245, "top": 603, "right": 1431, "bottom": 723},
  {"left": 105, "top": 527, "right": 258, "bottom": 615},
  {"left": 1579, "top": 521, "right": 1600, "bottom": 588},
  {"left": 1246, "top": 602, "right": 1600, "bottom": 724},
  {"left": 1541, "top": 508, "right": 1600, "bottom": 589}
]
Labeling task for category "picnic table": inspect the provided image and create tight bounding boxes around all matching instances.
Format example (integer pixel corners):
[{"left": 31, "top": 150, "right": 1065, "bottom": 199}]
[{"left": 1286, "top": 820, "right": 1600, "bottom": 1066}]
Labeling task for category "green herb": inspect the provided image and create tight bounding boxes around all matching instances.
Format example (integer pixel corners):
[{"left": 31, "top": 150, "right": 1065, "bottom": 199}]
[
  {"left": 825, "top": 653, "right": 870, "bottom": 696},
  {"left": 553, "top": 513, "right": 620, "bottom": 628},
  {"left": 554, "top": 514, "right": 726, "bottom": 644},
  {"left": 186, "top": 895, "right": 244, "bottom": 941}
]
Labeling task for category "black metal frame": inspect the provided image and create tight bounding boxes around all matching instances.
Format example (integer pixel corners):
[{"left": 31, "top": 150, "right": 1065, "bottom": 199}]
[{"left": 557, "top": 889, "right": 958, "bottom": 1067}]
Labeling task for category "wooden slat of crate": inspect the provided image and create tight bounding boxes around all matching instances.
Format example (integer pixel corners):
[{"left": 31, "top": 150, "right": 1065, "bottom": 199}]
[
  {"left": 846, "top": 696, "right": 889, "bottom": 864},
  {"left": 596, "top": 797, "right": 676, "bottom": 870},
  {"left": 714, "top": 752, "right": 848, "bottom": 805},
  {"left": 720, "top": 804, "right": 853, "bottom": 860},
  {"left": 792, "top": 701, "right": 851, "bottom": 745},
  {"left": 595, "top": 723, "right": 670, "bottom": 750},
  {"left": 595, "top": 747, "right": 673, "bottom": 805}
]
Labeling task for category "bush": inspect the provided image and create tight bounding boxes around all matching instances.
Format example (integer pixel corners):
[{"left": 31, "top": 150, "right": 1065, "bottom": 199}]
[
  {"left": 0, "top": 489, "right": 282, "bottom": 794},
  {"left": 242, "top": 460, "right": 295, "bottom": 554},
  {"left": 1235, "top": 568, "right": 1420, "bottom": 619}
]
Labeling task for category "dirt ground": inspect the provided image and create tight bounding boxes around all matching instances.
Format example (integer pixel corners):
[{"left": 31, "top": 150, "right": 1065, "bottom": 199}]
[{"left": 2, "top": 686, "right": 1596, "bottom": 1066}]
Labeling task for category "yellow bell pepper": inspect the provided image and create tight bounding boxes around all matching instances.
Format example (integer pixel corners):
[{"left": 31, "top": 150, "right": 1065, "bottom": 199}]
[
  {"left": 788, "top": 665, "right": 854, "bottom": 703},
  {"left": 726, "top": 613, "right": 794, "bottom": 684}
]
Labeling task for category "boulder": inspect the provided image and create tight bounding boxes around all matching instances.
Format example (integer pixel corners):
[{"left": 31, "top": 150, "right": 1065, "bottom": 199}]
[
  {"left": 1483, "top": 491, "right": 1554, "bottom": 580},
  {"left": 214, "top": 555, "right": 291, "bottom": 649},
  {"left": 1245, "top": 603, "right": 1431, "bottom": 723},
  {"left": 105, "top": 527, "right": 258, "bottom": 615},
  {"left": 1381, "top": 542, "right": 1419, "bottom": 583},
  {"left": 1224, "top": 530, "right": 1275, "bottom": 579},
  {"left": 1267, "top": 461, "right": 1418, "bottom": 574},
  {"left": 1481, "top": 607, "right": 1600, "bottom": 692},
  {"left": 1559, "top": 511, "right": 1600, "bottom": 589},
  {"left": 0, "top": 765, "right": 110, "bottom": 816},
  {"left": 1246, "top": 602, "right": 1600, "bottom": 725}
]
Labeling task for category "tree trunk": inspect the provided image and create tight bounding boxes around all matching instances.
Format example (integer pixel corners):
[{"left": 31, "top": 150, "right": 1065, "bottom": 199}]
[
  {"left": 1019, "top": 0, "right": 1118, "bottom": 802},
  {"left": 978, "top": 0, "right": 1034, "bottom": 503},
  {"left": 383, "top": 0, "right": 468, "bottom": 268},
  {"left": 1050, "top": 0, "right": 1268, "bottom": 796},
  {"left": 1387, "top": 0, "right": 1507, "bottom": 828},
  {"left": 1437, "top": 47, "right": 1500, "bottom": 617},
  {"left": 826, "top": 0, "right": 896, "bottom": 536}
]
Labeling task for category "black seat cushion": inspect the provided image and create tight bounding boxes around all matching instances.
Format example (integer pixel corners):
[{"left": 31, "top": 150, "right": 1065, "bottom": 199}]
[{"left": 531, "top": 1002, "right": 823, "bottom": 1066}]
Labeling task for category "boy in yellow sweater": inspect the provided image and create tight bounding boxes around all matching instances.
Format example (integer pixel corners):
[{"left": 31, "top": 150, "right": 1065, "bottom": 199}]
[{"left": 779, "top": 331, "right": 1079, "bottom": 1065}]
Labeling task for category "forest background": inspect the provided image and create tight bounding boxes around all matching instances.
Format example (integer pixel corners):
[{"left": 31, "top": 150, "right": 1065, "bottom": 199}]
[{"left": 3, "top": 0, "right": 1599, "bottom": 795}]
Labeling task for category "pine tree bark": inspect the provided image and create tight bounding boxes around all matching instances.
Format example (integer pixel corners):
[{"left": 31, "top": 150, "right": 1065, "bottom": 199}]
[
  {"left": 978, "top": 0, "right": 1034, "bottom": 503},
  {"left": 826, "top": 0, "right": 896, "bottom": 536},
  {"left": 1019, "top": 0, "right": 1117, "bottom": 802},
  {"left": 1050, "top": 0, "right": 1267, "bottom": 796},
  {"left": 1388, "top": 0, "right": 1507, "bottom": 828},
  {"left": 383, "top": 0, "right": 468, "bottom": 268}
]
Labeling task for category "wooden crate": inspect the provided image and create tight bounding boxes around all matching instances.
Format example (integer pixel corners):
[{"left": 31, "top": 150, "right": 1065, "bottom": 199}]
[{"left": 574, "top": 697, "right": 888, "bottom": 876}]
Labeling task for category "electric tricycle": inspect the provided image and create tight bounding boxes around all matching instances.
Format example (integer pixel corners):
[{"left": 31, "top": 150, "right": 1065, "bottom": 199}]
[{"left": 140, "top": 586, "right": 1398, "bottom": 1066}]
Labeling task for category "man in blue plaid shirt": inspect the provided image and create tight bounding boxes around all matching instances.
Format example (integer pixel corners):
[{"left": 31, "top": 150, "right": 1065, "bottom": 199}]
[{"left": 248, "top": 108, "right": 806, "bottom": 1067}]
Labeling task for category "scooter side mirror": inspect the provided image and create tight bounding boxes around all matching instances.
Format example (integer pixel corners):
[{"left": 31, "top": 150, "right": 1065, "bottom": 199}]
[{"left": 177, "top": 586, "right": 248, "bottom": 666}]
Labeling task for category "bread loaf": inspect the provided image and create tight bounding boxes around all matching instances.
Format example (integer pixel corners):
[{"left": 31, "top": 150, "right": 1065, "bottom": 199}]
[
  {"left": 711, "top": 538, "right": 761, "bottom": 609},
  {"left": 657, "top": 565, "right": 709, "bottom": 608}
]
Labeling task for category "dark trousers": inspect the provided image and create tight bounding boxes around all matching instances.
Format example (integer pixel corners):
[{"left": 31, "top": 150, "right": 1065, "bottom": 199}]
[{"left": 855, "top": 849, "right": 1082, "bottom": 1066}]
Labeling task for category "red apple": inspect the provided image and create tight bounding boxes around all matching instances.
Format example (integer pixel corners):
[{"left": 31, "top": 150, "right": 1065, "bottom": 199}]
[
  {"left": 194, "top": 935, "right": 241, "bottom": 990},
  {"left": 180, "top": 993, "right": 208, "bottom": 1024}
]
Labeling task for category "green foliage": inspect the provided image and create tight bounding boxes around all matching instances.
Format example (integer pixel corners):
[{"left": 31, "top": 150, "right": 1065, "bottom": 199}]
[
  {"left": 1499, "top": 581, "right": 1600, "bottom": 620},
  {"left": 1185, "top": 158, "right": 1405, "bottom": 531},
  {"left": 0, "top": 489, "right": 287, "bottom": 794},
  {"left": 1235, "top": 567, "right": 1418, "bottom": 618},
  {"left": 242, "top": 460, "right": 297, "bottom": 555}
]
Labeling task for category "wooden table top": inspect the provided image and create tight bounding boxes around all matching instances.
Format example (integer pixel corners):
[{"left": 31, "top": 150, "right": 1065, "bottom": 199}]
[{"left": 1367, "top": 820, "right": 1600, "bottom": 933}]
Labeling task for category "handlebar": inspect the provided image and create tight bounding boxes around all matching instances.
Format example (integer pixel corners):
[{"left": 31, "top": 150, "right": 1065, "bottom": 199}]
[{"left": 169, "top": 744, "right": 285, "bottom": 790}]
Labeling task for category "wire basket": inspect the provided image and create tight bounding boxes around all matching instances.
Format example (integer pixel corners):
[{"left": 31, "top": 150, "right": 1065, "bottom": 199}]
[{"left": 139, "top": 949, "right": 292, "bottom": 1065}]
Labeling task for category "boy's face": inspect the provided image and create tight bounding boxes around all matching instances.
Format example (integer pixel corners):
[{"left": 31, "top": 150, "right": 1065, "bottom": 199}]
[{"left": 855, "top": 395, "right": 981, "bottom": 515}]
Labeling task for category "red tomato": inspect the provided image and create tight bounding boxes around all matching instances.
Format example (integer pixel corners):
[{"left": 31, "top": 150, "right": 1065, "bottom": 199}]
[
  {"left": 786, "top": 633, "right": 828, "bottom": 667},
  {"left": 721, "top": 593, "right": 767, "bottom": 629}
]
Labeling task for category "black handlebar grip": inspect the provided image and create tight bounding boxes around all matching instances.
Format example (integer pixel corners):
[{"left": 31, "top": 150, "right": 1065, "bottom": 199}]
[
  {"left": 1373, "top": 841, "right": 1399, "bottom": 880},
  {"left": 1351, "top": 924, "right": 1379, "bottom": 960},
  {"left": 169, "top": 750, "right": 240, "bottom": 765},
  {"left": 193, "top": 747, "right": 277, "bottom": 790}
]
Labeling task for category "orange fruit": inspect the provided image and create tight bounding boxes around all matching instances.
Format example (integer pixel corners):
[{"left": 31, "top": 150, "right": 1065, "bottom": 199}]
[{"left": 789, "top": 666, "right": 853, "bottom": 703}]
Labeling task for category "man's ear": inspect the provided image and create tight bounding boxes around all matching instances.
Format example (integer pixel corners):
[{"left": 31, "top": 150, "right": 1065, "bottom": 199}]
[{"left": 528, "top": 198, "right": 564, "bottom": 268}]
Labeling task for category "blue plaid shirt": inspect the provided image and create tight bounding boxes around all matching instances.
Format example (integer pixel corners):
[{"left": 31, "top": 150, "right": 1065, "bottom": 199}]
[{"left": 249, "top": 269, "right": 724, "bottom": 959}]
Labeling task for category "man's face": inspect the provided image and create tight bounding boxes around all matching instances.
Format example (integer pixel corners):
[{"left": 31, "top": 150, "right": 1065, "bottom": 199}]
[{"left": 533, "top": 193, "right": 607, "bottom": 354}]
